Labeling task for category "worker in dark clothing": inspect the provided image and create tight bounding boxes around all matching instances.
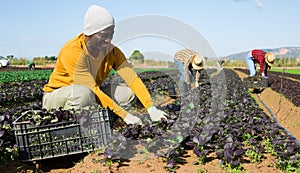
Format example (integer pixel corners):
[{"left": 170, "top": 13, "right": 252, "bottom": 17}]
[{"left": 28, "top": 60, "right": 35, "bottom": 70}]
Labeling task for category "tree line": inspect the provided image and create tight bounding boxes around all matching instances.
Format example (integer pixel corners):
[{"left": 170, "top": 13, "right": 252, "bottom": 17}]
[{"left": 2, "top": 52, "right": 299, "bottom": 67}]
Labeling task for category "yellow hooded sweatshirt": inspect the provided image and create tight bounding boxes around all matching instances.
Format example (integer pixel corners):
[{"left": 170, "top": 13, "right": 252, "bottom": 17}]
[{"left": 43, "top": 33, "right": 153, "bottom": 119}]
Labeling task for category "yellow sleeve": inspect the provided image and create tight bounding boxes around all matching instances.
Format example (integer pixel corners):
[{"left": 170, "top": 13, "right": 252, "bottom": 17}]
[
  {"left": 72, "top": 51, "right": 128, "bottom": 119},
  {"left": 116, "top": 61, "right": 153, "bottom": 110},
  {"left": 93, "top": 86, "right": 128, "bottom": 119},
  {"left": 43, "top": 34, "right": 83, "bottom": 92}
]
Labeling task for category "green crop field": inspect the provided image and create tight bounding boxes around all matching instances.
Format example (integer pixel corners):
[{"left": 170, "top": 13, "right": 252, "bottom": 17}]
[
  {"left": 271, "top": 68, "right": 300, "bottom": 75},
  {"left": 0, "top": 70, "right": 53, "bottom": 83}
]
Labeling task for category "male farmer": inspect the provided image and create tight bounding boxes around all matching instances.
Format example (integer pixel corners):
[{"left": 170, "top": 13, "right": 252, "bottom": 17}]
[
  {"left": 42, "top": 5, "right": 167, "bottom": 125},
  {"left": 216, "top": 59, "right": 225, "bottom": 70},
  {"left": 174, "top": 49, "right": 205, "bottom": 94},
  {"left": 245, "top": 49, "right": 275, "bottom": 79}
]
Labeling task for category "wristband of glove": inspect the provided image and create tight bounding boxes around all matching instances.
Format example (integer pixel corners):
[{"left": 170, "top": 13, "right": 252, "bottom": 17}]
[{"left": 147, "top": 106, "right": 155, "bottom": 112}]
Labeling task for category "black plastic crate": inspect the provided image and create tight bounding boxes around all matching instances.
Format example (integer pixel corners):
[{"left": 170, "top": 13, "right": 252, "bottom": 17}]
[
  {"left": 243, "top": 76, "right": 268, "bottom": 89},
  {"left": 13, "top": 109, "right": 113, "bottom": 161}
]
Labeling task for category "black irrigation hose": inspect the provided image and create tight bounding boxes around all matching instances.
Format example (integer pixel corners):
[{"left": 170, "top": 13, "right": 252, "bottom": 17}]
[{"left": 255, "top": 93, "right": 300, "bottom": 147}]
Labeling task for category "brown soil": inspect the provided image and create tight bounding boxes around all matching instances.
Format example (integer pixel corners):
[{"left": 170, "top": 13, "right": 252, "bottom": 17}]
[
  {"left": 2, "top": 68, "right": 299, "bottom": 173},
  {"left": 234, "top": 69, "right": 300, "bottom": 140},
  {"left": 45, "top": 150, "right": 281, "bottom": 173}
]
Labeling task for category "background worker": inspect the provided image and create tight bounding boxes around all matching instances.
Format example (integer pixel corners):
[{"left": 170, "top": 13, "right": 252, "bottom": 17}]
[
  {"left": 216, "top": 59, "right": 225, "bottom": 70},
  {"left": 28, "top": 59, "right": 35, "bottom": 70},
  {"left": 245, "top": 49, "right": 275, "bottom": 79},
  {"left": 174, "top": 49, "right": 205, "bottom": 94},
  {"left": 42, "top": 5, "right": 167, "bottom": 125}
]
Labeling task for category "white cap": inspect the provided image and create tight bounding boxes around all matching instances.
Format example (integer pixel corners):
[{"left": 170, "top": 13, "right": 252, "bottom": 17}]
[{"left": 84, "top": 5, "right": 115, "bottom": 36}]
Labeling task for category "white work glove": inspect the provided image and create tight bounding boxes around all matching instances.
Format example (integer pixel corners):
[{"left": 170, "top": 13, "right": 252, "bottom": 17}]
[
  {"left": 124, "top": 113, "right": 143, "bottom": 125},
  {"left": 147, "top": 106, "right": 167, "bottom": 122}
]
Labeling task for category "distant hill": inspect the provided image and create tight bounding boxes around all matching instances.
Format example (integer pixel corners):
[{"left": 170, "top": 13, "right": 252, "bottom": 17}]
[{"left": 225, "top": 47, "right": 300, "bottom": 61}]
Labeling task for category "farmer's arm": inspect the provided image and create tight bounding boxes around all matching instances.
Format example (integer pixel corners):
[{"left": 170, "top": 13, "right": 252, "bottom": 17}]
[
  {"left": 71, "top": 49, "right": 128, "bottom": 119},
  {"left": 257, "top": 57, "right": 265, "bottom": 75},
  {"left": 113, "top": 48, "right": 153, "bottom": 110}
]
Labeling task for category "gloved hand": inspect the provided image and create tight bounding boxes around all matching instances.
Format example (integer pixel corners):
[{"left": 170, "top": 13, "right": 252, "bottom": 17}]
[
  {"left": 124, "top": 113, "right": 143, "bottom": 125},
  {"left": 147, "top": 106, "right": 167, "bottom": 122},
  {"left": 262, "top": 76, "right": 268, "bottom": 79}
]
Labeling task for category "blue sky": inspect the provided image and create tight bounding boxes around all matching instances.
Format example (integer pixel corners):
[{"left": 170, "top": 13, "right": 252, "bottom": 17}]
[{"left": 0, "top": 0, "right": 299, "bottom": 61}]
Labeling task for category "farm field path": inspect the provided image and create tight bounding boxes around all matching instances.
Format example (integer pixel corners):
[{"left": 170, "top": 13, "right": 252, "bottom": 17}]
[
  {"left": 233, "top": 69, "right": 300, "bottom": 142},
  {"left": 45, "top": 148, "right": 281, "bottom": 173}
]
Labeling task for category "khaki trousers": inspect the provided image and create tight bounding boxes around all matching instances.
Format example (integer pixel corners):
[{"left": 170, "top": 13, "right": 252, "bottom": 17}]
[{"left": 42, "top": 84, "right": 136, "bottom": 111}]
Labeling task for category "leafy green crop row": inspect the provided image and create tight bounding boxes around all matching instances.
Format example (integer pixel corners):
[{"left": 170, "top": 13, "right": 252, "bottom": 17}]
[
  {"left": 271, "top": 68, "right": 300, "bottom": 75},
  {"left": 0, "top": 68, "right": 171, "bottom": 83},
  {"left": 1, "top": 69, "right": 300, "bottom": 172},
  {"left": 102, "top": 69, "right": 300, "bottom": 172},
  {"left": 0, "top": 70, "right": 52, "bottom": 83}
]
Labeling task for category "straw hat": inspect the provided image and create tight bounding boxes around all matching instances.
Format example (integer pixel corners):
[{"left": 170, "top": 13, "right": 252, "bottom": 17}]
[
  {"left": 265, "top": 52, "right": 275, "bottom": 66},
  {"left": 191, "top": 54, "right": 205, "bottom": 70}
]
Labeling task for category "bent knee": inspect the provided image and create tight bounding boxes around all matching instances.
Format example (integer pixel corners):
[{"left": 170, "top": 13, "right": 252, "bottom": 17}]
[
  {"left": 66, "top": 84, "right": 96, "bottom": 109},
  {"left": 114, "top": 86, "right": 136, "bottom": 106}
]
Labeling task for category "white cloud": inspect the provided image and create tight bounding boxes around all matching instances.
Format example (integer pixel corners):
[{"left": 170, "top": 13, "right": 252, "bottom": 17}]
[
  {"left": 234, "top": 0, "right": 263, "bottom": 8},
  {"left": 255, "top": 0, "right": 263, "bottom": 8}
]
